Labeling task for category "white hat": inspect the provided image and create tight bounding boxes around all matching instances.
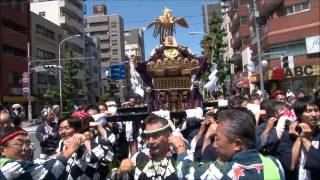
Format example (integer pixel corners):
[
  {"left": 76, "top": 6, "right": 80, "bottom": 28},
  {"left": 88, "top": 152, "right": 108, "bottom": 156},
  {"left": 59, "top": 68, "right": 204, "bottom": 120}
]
[
  {"left": 12, "top": 104, "right": 22, "bottom": 109},
  {"left": 286, "top": 92, "right": 295, "bottom": 97}
]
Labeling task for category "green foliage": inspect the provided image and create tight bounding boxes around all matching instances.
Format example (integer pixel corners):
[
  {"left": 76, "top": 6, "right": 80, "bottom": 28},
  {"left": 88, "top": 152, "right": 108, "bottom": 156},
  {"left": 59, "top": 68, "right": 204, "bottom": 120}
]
[
  {"left": 201, "top": 11, "right": 229, "bottom": 93},
  {"left": 83, "top": 70, "right": 92, "bottom": 103},
  {"left": 100, "top": 79, "right": 119, "bottom": 102},
  {"left": 62, "top": 50, "right": 79, "bottom": 112},
  {"left": 42, "top": 89, "right": 59, "bottom": 105}
]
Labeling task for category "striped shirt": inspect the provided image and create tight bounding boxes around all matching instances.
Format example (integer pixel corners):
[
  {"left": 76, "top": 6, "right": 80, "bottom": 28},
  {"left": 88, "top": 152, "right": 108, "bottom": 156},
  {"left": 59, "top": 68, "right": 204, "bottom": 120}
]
[
  {"left": 0, "top": 155, "right": 68, "bottom": 180},
  {"left": 176, "top": 149, "right": 285, "bottom": 180}
]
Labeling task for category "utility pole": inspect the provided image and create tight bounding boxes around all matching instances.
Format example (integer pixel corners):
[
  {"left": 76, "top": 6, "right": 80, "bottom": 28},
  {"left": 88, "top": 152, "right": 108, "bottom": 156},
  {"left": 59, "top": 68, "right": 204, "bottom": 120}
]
[
  {"left": 27, "top": 43, "right": 32, "bottom": 122},
  {"left": 253, "top": 0, "right": 265, "bottom": 99}
]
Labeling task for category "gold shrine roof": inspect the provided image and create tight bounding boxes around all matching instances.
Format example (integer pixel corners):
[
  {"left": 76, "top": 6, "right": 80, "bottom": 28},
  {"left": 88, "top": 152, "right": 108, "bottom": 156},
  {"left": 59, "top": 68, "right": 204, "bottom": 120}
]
[{"left": 146, "top": 37, "right": 200, "bottom": 77}]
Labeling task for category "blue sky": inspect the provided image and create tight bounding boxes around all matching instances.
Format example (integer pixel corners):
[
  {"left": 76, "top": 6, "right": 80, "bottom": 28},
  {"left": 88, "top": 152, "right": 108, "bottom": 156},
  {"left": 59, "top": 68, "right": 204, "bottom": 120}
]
[{"left": 85, "top": 0, "right": 217, "bottom": 59}]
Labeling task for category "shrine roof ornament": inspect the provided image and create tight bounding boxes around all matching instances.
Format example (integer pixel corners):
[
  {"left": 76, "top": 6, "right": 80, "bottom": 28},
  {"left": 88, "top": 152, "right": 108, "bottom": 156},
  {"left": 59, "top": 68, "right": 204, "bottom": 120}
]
[{"left": 146, "top": 7, "right": 188, "bottom": 44}]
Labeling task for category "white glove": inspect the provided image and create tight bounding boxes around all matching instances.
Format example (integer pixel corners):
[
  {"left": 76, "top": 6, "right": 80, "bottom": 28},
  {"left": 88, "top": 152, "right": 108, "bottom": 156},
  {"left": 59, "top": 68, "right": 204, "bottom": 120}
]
[{"left": 276, "top": 116, "right": 288, "bottom": 132}]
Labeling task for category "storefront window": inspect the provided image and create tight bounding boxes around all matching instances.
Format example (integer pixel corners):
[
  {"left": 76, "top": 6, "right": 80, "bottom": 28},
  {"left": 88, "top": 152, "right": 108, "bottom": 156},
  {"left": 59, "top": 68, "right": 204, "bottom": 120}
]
[{"left": 292, "top": 79, "right": 305, "bottom": 92}]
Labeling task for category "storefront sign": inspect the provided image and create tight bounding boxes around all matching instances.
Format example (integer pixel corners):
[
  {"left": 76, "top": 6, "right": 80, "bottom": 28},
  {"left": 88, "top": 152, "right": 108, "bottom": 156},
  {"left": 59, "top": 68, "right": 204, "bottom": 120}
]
[
  {"left": 284, "top": 65, "right": 320, "bottom": 78},
  {"left": 272, "top": 68, "right": 285, "bottom": 80},
  {"left": 306, "top": 36, "right": 320, "bottom": 54},
  {"left": 3, "top": 96, "right": 28, "bottom": 102},
  {"left": 250, "top": 74, "right": 259, "bottom": 83}
]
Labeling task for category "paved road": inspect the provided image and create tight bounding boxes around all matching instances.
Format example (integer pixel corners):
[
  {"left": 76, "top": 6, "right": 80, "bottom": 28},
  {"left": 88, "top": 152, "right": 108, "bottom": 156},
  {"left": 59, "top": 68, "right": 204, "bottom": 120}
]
[{"left": 23, "top": 124, "right": 41, "bottom": 159}]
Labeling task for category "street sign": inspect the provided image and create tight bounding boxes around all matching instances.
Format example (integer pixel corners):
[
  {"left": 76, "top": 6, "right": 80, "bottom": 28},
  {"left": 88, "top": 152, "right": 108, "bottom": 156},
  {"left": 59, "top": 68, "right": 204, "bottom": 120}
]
[
  {"left": 23, "top": 87, "right": 30, "bottom": 96},
  {"left": 22, "top": 72, "right": 29, "bottom": 78},
  {"left": 22, "top": 77, "right": 29, "bottom": 83},
  {"left": 110, "top": 64, "right": 126, "bottom": 80},
  {"left": 34, "top": 65, "right": 46, "bottom": 72}
]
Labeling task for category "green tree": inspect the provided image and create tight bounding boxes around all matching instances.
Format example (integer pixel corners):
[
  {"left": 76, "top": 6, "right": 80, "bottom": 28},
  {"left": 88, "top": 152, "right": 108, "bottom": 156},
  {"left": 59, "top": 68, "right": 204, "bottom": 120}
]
[
  {"left": 62, "top": 50, "right": 79, "bottom": 112},
  {"left": 42, "top": 89, "right": 59, "bottom": 105},
  {"left": 83, "top": 70, "right": 92, "bottom": 104},
  {"left": 201, "top": 11, "right": 230, "bottom": 95}
]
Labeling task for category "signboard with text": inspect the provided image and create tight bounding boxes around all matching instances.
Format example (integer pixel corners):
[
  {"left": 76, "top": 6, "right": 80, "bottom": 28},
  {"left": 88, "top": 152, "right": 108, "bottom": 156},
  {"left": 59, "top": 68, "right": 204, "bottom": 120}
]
[{"left": 306, "top": 36, "right": 320, "bottom": 54}]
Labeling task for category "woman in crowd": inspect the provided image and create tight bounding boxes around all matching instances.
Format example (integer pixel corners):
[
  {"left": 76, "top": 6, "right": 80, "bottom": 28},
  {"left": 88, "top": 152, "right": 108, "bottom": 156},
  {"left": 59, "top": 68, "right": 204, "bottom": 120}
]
[{"left": 0, "top": 126, "right": 80, "bottom": 179}]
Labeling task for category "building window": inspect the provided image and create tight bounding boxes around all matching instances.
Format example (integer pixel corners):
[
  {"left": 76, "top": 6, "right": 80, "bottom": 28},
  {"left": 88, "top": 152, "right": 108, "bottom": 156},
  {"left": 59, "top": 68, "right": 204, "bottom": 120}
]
[
  {"left": 111, "top": 40, "right": 117, "bottom": 45},
  {"left": 101, "top": 58, "right": 108, "bottom": 62},
  {"left": 89, "top": 22, "right": 108, "bottom": 27},
  {"left": 39, "top": 11, "right": 46, "bottom": 17},
  {"left": 100, "top": 40, "right": 109, "bottom": 44},
  {"left": 36, "top": 25, "right": 55, "bottom": 40},
  {"left": 3, "top": 45, "right": 26, "bottom": 57},
  {"left": 124, "top": 32, "right": 131, "bottom": 36},
  {"left": 112, "top": 58, "right": 119, "bottom": 62},
  {"left": 37, "top": 49, "right": 55, "bottom": 60},
  {"left": 240, "top": 17, "right": 248, "bottom": 25},
  {"left": 101, "top": 49, "right": 109, "bottom": 53},
  {"left": 285, "top": 1, "right": 310, "bottom": 16},
  {"left": 110, "top": 22, "right": 117, "bottom": 28},
  {"left": 111, "top": 49, "right": 118, "bottom": 55}
]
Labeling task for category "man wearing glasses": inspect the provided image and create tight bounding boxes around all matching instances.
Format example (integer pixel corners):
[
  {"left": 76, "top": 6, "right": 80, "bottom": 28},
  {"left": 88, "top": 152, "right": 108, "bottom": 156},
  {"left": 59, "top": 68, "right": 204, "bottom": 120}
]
[{"left": 0, "top": 126, "right": 81, "bottom": 179}]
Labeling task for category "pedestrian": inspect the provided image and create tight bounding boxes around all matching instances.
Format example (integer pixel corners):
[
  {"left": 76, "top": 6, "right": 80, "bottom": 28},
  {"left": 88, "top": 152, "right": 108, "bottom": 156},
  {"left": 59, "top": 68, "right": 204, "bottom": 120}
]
[
  {"left": 10, "top": 104, "right": 25, "bottom": 127},
  {"left": 0, "top": 109, "right": 12, "bottom": 129},
  {"left": 0, "top": 126, "right": 81, "bottom": 180},
  {"left": 170, "top": 108, "right": 285, "bottom": 180},
  {"left": 277, "top": 95, "right": 320, "bottom": 179},
  {"left": 36, "top": 108, "right": 60, "bottom": 157}
]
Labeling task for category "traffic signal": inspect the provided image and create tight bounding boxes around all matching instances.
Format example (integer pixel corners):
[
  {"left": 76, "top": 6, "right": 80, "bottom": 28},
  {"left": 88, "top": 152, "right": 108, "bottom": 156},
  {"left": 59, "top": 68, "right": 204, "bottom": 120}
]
[
  {"left": 43, "top": 65, "right": 61, "bottom": 73},
  {"left": 110, "top": 64, "right": 126, "bottom": 80}
]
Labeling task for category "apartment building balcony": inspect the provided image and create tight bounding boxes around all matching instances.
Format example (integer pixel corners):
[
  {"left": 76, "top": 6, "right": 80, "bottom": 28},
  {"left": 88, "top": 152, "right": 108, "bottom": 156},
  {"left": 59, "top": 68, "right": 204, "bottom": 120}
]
[
  {"left": 60, "top": 15, "right": 84, "bottom": 34},
  {"left": 100, "top": 43, "right": 110, "bottom": 49},
  {"left": 0, "top": 27, "right": 28, "bottom": 50},
  {"left": 85, "top": 26, "right": 109, "bottom": 33},
  {"left": 257, "top": 0, "right": 282, "bottom": 17},
  {"left": 60, "top": 0, "right": 83, "bottom": 19},
  {"left": 101, "top": 53, "right": 111, "bottom": 59},
  {"left": 260, "top": 8, "right": 320, "bottom": 48}
]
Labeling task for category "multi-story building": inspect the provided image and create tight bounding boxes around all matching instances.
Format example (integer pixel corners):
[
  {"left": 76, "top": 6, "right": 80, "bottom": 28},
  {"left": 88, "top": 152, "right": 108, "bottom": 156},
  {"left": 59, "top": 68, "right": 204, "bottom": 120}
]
[
  {"left": 250, "top": 0, "right": 320, "bottom": 94},
  {"left": 228, "top": 0, "right": 256, "bottom": 93},
  {"left": 0, "top": 1, "right": 30, "bottom": 106},
  {"left": 31, "top": 0, "right": 85, "bottom": 58},
  {"left": 124, "top": 28, "right": 145, "bottom": 97},
  {"left": 85, "top": 5, "right": 127, "bottom": 100},
  {"left": 230, "top": 0, "right": 320, "bottom": 94},
  {"left": 31, "top": 0, "right": 90, "bottom": 105},
  {"left": 124, "top": 28, "right": 145, "bottom": 60},
  {"left": 85, "top": 36, "right": 101, "bottom": 104},
  {"left": 30, "top": 12, "right": 64, "bottom": 112}
]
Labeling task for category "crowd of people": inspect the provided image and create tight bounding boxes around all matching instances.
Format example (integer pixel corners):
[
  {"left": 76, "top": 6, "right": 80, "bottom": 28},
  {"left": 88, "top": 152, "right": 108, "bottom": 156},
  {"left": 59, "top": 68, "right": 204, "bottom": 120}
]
[{"left": 0, "top": 88, "right": 319, "bottom": 180}]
